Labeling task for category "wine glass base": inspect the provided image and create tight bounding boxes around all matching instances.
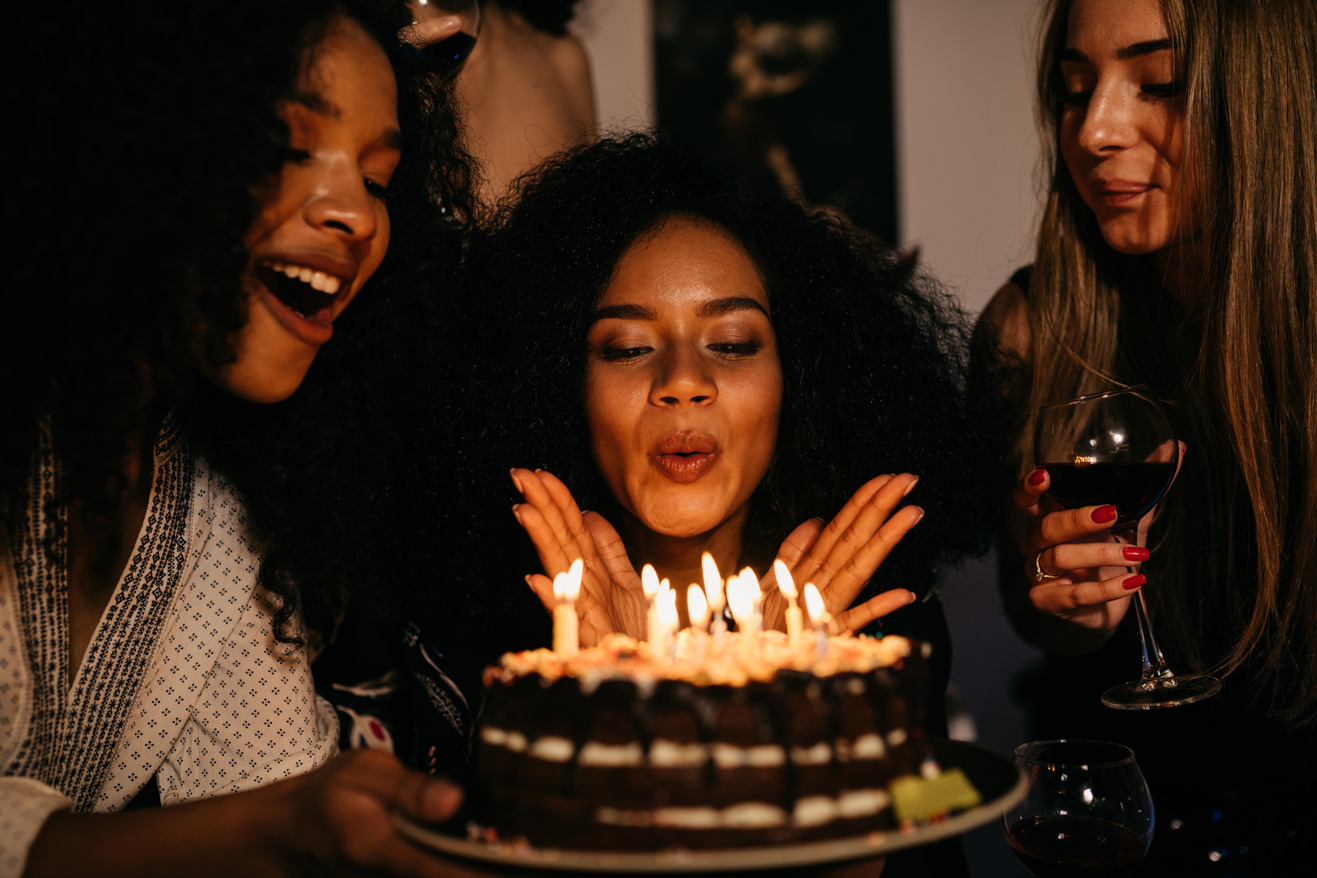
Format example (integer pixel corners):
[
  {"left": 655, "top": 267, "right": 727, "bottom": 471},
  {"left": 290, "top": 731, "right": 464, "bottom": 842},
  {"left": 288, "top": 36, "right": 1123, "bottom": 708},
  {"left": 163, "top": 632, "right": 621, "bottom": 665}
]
[{"left": 1102, "top": 674, "right": 1221, "bottom": 710}]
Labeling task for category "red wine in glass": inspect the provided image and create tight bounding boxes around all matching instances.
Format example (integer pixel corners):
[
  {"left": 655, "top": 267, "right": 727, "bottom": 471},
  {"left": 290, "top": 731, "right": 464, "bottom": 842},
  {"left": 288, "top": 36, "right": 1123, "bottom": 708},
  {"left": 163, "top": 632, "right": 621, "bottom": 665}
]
[
  {"left": 1006, "top": 815, "right": 1148, "bottom": 878},
  {"left": 1043, "top": 461, "right": 1176, "bottom": 528},
  {"left": 1002, "top": 739, "right": 1153, "bottom": 878},
  {"left": 1034, "top": 387, "right": 1220, "bottom": 709}
]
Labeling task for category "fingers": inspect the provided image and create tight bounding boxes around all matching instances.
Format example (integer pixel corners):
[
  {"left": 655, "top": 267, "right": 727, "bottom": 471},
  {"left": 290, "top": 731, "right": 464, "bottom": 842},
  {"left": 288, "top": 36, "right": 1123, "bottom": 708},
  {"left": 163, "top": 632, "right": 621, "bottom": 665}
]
[
  {"left": 1033, "top": 541, "right": 1148, "bottom": 581},
  {"left": 776, "top": 517, "right": 826, "bottom": 569},
  {"left": 832, "top": 588, "right": 916, "bottom": 635},
  {"left": 1012, "top": 466, "right": 1050, "bottom": 515},
  {"left": 1028, "top": 572, "right": 1143, "bottom": 628},
  {"left": 315, "top": 751, "right": 481, "bottom": 878},
  {"left": 511, "top": 468, "right": 592, "bottom": 577},
  {"left": 1025, "top": 503, "right": 1118, "bottom": 555},
  {"left": 803, "top": 475, "right": 924, "bottom": 612}
]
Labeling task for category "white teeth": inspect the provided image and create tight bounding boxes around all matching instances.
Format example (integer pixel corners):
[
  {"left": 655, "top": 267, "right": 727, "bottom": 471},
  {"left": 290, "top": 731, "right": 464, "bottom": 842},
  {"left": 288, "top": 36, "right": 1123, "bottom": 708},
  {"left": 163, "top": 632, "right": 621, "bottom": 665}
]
[{"left": 262, "top": 260, "right": 341, "bottom": 295}]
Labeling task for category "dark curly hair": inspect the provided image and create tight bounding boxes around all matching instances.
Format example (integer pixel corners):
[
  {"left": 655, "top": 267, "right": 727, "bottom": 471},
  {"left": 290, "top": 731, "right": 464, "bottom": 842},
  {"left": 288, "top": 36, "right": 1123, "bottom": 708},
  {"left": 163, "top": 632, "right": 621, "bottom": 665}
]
[
  {"left": 2, "top": 0, "right": 474, "bottom": 641},
  {"left": 251, "top": 132, "right": 998, "bottom": 696}
]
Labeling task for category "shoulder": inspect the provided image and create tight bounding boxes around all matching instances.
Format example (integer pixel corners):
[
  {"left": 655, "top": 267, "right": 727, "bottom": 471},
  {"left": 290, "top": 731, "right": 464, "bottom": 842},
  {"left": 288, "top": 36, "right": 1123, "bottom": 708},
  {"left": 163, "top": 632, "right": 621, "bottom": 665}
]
[{"left": 977, "top": 272, "right": 1033, "bottom": 363}]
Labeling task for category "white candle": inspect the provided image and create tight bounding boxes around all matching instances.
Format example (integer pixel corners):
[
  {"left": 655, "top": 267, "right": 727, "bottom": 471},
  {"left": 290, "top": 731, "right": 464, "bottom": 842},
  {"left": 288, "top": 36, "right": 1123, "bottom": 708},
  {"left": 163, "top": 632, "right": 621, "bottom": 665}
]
[
  {"left": 642, "top": 564, "right": 661, "bottom": 644},
  {"left": 688, "top": 583, "right": 710, "bottom": 632},
  {"left": 702, "top": 552, "right": 727, "bottom": 646},
  {"left": 726, "top": 572, "right": 758, "bottom": 663},
  {"left": 773, "top": 559, "right": 804, "bottom": 647},
  {"left": 803, "top": 583, "right": 831, "bottom": 660},
  {"left": 738, "top": 567, "right": 763, "bottom": 636},
  {"left": 657, "top": 584, "right": 679, "bottom": 662},
  {"left": 552, "top": 558, "right": 583, "bottom": 657}
]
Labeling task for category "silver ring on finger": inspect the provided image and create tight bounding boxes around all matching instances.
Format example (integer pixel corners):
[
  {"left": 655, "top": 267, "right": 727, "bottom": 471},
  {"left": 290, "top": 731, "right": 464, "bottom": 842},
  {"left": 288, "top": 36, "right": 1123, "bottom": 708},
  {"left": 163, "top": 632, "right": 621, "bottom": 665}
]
[{"left": 1033, "top": 552, "right": 1060, "bottom": 583}]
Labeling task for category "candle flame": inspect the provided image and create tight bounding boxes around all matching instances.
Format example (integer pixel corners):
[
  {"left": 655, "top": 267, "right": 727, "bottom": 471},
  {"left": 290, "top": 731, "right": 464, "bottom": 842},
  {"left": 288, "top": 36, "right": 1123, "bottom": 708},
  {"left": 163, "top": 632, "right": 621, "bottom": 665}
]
[
  {"left": 657, "top": 586, "right": 679, "bottom": 628},
  {"left": 773, "top": 559, "right": 797, "bottom": 600},
  {"left": 803, "top": 583, "right": 825, "bottom": 623},
  {"left": 726, "top": 572, "right": 755, "bottom": 626},
  {"left": 738, "top": 567, "right": 761, "bottom": 600},
  {"left": 687, "top": 584, "right": 710, "bottom": 629},
  {"left": 553, "top": 558, "right": 583, "bottom": 602},
  {"left": 642, "top": 564, "right": 660, "bottom": 600},
  {"left": 701, "top": 552, "right": 725, "bottom": 611}
]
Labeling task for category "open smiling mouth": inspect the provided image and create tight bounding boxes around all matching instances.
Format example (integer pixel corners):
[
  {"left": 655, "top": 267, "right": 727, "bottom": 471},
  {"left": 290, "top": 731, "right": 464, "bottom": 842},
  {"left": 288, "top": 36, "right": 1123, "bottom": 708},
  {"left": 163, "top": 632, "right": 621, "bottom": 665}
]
[{"left": 252, "top": 260, "right": 343, "bottom": 318}]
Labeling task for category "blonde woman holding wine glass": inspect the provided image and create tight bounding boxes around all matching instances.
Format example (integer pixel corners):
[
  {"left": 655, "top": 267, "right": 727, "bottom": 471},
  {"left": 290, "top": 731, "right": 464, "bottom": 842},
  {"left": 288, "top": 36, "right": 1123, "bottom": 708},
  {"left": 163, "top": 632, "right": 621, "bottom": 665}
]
[{"left": 977, "top": 0, "right": 1317, "bottom": 872}]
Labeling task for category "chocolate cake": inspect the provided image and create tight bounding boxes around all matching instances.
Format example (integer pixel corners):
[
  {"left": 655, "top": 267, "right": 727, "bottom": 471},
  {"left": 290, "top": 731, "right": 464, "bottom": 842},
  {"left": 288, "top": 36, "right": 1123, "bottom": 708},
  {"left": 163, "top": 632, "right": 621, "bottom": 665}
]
[{"left": 473, "top": 629, "right": 975, "bottom": 850}]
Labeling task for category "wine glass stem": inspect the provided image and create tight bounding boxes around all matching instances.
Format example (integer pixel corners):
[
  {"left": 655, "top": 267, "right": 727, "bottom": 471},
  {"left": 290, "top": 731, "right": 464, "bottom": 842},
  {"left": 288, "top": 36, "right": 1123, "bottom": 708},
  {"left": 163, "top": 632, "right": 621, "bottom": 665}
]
[{"left": 1112, "top": 526, "right": 1175, "bottom": 683}]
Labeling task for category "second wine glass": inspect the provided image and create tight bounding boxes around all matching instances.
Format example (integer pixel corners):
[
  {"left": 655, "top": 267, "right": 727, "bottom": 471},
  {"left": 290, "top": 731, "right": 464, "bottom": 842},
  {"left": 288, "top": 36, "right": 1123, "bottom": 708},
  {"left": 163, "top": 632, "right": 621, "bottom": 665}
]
[
  {"left": 1003, "top": 739, "right": 1154, "bottom": 878},
  {"left": 1033, "top": 387, "right": 1220, "bottom": 709}
]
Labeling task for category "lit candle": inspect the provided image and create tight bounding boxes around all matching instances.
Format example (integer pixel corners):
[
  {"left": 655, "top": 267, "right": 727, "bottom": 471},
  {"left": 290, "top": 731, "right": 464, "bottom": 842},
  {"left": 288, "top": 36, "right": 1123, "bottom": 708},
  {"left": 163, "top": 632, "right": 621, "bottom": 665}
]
[
  {"left": 642, "top": 564, "right": 661, "bottom": 644},
  {"left": 552, "top": 558, "right": 583, "bottom": 657},
  {"left": 657, "top": 584, "right": 679, "bottom": 662},
  {"left": 702, "top": 552, "right": 727, "bottom": 646},
  {"left": 687, "top": 583, "right": 711, "bottom": 632},
  {"left": 738, "top": 567, "right": 763, "bottom": 636},
  {"left": 773, "top": 559, "right": 804, "bottom": 648},
  {"left": 726, "top": 572, "right": 758, "bottom": 663},
  {"left": 804, "top": 583, "right": 831, "bottom": 660}
]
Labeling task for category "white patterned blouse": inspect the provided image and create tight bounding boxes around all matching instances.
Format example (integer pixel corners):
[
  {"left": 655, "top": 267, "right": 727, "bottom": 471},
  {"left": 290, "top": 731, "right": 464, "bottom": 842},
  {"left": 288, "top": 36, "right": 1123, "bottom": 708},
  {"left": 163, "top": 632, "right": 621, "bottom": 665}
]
[{"left": 0, "top": 418, "right": 337, "bottom": 876}]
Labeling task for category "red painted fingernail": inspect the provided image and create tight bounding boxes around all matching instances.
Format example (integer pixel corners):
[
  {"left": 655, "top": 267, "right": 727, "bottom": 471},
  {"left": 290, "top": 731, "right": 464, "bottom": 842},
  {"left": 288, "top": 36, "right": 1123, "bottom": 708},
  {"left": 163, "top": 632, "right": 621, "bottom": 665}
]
[
  {"left": 1092, "top": 505, "right": 1118, "bottom": 523},
  {"left": 1028, "top": 468, "right": 1047, "bottom": 486},
  {"left": 1122, "top": 574, "right": 1146, "bottom": 591},
  {"left": 1123, "top": 547, "right": 1149, "bottom": 561}
]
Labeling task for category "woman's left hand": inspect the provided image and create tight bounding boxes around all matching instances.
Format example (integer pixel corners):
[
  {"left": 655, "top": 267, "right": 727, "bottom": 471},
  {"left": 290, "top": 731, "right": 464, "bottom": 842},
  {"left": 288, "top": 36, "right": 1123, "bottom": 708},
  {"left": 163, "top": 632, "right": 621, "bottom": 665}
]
[{"left": 760, "top": 473, "right": 921, "bottom": 635}]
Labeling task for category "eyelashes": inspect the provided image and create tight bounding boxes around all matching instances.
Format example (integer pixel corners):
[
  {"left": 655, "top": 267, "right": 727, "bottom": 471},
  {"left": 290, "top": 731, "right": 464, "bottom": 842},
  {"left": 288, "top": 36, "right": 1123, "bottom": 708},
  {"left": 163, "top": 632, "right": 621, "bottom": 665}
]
[
  {"left": 1061, "top": 81, "right": 1183, "bottom": 105},
  {"left": 597, "top": 340, "right": 764, "bottom": 363}
]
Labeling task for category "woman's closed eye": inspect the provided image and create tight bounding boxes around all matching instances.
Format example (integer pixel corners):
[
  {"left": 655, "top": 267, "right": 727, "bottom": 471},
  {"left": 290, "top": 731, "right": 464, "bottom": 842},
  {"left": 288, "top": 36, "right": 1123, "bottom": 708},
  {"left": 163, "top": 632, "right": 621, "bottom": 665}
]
[
  {"left": 599, "top": 344, "right": 652, "bottom": 362},
  {"left": 709, "top": 340, "right": 762, "bottom": 358}
]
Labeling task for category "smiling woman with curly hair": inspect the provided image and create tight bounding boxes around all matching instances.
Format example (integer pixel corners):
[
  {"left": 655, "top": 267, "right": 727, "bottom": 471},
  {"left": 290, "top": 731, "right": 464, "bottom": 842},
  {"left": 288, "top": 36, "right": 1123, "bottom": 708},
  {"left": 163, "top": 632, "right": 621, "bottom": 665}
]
[{"left": 1, "top": 1, "right": 478, "bottom": 873}]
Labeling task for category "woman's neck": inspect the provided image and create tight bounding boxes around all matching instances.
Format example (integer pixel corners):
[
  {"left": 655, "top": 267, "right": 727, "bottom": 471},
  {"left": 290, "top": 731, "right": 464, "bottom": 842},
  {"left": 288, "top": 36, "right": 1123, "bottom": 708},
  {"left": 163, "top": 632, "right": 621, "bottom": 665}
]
[{"left": 619, "top": 510, "right": 751, "bottom": 589}]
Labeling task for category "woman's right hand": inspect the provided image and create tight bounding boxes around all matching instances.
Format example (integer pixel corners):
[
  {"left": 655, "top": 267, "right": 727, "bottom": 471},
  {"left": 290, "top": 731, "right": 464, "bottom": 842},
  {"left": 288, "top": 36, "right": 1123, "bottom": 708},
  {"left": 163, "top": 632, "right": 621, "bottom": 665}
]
[
  {"left": 25, "top": 749, "right": 489, "bottom": 877},
  {"left": 510, "top": 468, "right": 648, "bottom": 645},
  {"left": 1013, "top": 467, "right": 1149, "bottom": 639}
]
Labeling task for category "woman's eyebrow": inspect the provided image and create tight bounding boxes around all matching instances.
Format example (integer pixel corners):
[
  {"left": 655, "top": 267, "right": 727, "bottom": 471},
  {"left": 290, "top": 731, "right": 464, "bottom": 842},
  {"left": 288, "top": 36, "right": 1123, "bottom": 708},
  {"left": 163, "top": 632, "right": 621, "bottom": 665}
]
[
  {"left": 1060, "top": 39, "right": 1174, "bottom": 64},
  {"left": 699, "top": 296, "right": 770, "bottom": 318},
  {"left": 593, "top": 303, "right": 656, "bottom": 322}
]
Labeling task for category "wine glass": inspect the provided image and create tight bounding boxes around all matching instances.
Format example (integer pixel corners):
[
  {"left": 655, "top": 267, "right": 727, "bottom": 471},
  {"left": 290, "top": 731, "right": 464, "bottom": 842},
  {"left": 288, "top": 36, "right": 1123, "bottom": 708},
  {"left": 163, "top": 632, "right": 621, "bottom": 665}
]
[
  {"left": 402, "top": 0, "right": 480, "bottom": 78},
  {"left": 1003, "top": 739, "right": 1154, "bottom": 878},
  {"left": 1034, "top": 387, "right": 1220, "bottom": 709}
]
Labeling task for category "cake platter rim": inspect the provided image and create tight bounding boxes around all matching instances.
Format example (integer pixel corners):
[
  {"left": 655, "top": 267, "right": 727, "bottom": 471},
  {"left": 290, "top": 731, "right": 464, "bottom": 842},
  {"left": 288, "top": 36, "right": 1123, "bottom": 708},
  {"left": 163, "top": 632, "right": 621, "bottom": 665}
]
[{"left": 393, "top": 738, "right": 1026, "bottom": 874}]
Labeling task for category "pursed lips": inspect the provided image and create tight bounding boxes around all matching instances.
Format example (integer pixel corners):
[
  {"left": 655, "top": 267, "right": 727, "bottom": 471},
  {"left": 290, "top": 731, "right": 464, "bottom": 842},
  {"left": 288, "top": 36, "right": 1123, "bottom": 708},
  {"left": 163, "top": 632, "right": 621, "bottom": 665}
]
[{"left": 652, "top": 433, "right": 717, "bottom": 484}]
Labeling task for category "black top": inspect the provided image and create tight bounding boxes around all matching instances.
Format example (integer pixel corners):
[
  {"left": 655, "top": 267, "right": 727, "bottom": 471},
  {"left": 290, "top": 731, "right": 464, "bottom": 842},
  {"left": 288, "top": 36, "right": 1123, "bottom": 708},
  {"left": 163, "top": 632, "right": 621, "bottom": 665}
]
[{"left": 1006, "top": 264, "right": 1317, "bottom": 875}]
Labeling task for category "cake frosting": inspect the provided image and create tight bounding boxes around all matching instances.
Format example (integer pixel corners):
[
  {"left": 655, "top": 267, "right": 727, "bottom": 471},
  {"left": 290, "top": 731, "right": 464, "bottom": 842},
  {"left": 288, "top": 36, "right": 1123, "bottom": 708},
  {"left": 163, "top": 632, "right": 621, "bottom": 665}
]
[{"left": 473, "top": 628, "right": 975, "bottom": 850}]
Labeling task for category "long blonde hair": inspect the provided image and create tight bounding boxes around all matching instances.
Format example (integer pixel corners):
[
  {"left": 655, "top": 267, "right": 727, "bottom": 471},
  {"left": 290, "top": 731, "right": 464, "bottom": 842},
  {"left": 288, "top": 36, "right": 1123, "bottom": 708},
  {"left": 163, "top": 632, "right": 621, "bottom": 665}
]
[{"left": 1027, "top": 0, "right": 1317, "bottom": 726}]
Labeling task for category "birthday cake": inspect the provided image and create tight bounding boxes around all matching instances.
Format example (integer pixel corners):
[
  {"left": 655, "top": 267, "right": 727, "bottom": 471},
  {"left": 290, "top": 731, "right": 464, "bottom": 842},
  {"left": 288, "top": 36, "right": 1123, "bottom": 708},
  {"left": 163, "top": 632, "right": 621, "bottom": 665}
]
[{"left": 472, "top": 629, "right": 979, "bottom": 851}]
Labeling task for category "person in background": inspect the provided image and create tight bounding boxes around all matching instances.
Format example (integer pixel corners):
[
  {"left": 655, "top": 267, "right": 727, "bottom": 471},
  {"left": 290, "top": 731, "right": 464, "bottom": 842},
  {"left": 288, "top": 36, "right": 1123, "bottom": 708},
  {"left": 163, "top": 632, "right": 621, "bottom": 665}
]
[
  {"left": 1, "top": 1, "right": 480, "bottom": 874},
  {"left": 456, "top": 0, "right": 597, "bottom": 208},
  {"left": 978, "top": 0, "right": 1317, "bottom": 872}
]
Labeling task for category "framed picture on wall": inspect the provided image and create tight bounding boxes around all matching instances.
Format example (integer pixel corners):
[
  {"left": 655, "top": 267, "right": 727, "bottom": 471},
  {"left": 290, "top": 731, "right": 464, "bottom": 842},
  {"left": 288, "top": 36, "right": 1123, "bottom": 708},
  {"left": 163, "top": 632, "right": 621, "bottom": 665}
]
[{"left": 654, "top": 0, "right": 898, "bottom": 245}]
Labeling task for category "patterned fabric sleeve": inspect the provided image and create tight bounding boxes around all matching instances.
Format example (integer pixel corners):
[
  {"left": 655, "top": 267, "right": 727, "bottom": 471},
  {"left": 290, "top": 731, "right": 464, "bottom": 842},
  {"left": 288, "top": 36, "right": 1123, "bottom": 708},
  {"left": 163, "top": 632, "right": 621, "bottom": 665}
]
[{"left": 155, "top": 584, "right": 337, "bottom": 804}]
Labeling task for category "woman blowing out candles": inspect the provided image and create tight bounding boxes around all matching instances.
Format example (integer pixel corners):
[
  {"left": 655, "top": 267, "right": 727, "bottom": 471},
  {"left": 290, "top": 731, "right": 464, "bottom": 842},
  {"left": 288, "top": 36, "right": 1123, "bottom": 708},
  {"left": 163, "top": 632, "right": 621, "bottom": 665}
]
[
  {"left": 1, "top": 1, "right": 481, "bottom": 875},
  {"left": 977, "top": 0, "right": 1317, "bottom": 871},
  {"left": 436, "top": 134, "right": 998, "bottom": 877}
]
